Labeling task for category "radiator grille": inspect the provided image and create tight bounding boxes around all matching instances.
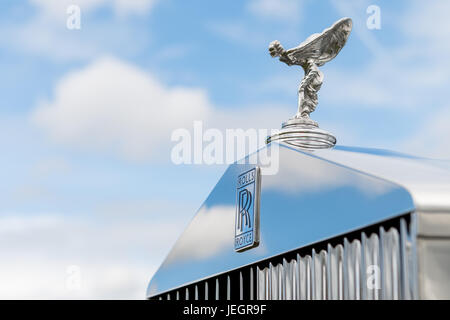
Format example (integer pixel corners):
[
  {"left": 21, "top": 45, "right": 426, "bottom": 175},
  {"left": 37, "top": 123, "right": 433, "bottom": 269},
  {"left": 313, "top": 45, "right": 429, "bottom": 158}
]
[{"left": 153, "top": 215, "right": 417, "bottom": 300}]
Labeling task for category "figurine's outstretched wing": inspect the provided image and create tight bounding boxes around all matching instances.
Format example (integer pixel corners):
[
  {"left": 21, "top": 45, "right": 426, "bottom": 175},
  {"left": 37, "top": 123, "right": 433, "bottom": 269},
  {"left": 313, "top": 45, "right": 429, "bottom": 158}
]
[{"left": 285, "top": 17, "right": 352, "bottom": 66}]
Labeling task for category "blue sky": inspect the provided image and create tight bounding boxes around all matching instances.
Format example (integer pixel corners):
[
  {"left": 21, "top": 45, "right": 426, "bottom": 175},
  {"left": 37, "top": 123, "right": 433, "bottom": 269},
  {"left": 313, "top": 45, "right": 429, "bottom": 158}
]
[{"left": 1, "top": 0, "right": 450, "bottom": 298}]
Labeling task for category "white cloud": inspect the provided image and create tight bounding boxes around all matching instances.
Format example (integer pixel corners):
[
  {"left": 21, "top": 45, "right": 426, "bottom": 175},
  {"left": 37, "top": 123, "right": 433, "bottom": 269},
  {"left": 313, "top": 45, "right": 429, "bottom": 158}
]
[
  {"left": 403, "top": 108, "right": 450, "bottom": 160},
  {"left": 325, "top": 0, "right": 450, "bottom": 110},
  {"left": 399, "top": 0, "right": 450, "bottom": 42},
  {"left": 114, "top": 0, "right": 157, "bottom": 17},
  {"left": 0, "top": 0, "right": 155, "bottom": 62},
  {"left": 0, "top": 213, "right": 185, "bottom": 299},
  {"left": 208, "top": 22, "right": 267, "bottom": 47},
  {"left": 247, "top": 0, "right": 303, "bottom": 21},
  {"left": 31, "top": 57, "right": 212, "bottom": 161},
  {"left": 321, "top": 62, "right": 418, "bottom": 109},
  {"left": 0, "top": 259, "right": 150, "bottom": 299},
  {"left": 153, "top": 44, "right": 194, "bottom": 62},
  {"left": 207, "top": 0, "right": 304, "bottom": 49},
  {"left": 31, "top": 56, "right": 290, "bottom": 162},
  {"left": 209, "top": 0, "right": 304, "bottom": 48},
  {"left": 394, "top": 1, "right": 450, "bottom": 158},
  {"left": 0, "top": 11, "right": 151, "bottom": 62},
  {"left": 30, "top": 0, "right": 158, "bottom": 19}
]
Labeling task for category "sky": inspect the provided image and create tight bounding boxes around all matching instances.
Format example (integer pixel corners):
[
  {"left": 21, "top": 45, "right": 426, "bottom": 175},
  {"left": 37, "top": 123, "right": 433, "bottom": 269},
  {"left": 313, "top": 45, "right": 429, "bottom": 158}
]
[{"left": 1, "top": 0, "right": 450, "bottom": 299}]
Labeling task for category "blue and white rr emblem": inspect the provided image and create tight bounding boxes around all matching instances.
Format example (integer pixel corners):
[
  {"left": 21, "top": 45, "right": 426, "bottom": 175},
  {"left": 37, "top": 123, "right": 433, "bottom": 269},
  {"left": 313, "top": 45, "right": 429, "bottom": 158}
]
[{"left": 235, "top": 167, "right": 260, "bottom": 252}]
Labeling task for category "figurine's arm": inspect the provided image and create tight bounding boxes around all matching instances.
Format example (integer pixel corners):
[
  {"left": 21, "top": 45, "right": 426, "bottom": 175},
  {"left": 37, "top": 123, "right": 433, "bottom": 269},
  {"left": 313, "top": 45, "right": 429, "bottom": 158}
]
[{"left": 269, "top": 40, "right": 294, "bottom": 65}]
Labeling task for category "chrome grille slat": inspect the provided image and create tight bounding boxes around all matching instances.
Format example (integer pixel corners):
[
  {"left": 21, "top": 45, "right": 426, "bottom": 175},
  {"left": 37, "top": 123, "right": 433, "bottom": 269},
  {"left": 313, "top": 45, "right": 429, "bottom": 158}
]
[
  {"left": 379, "top": 227, "right": 386, "bottom": 299},
  {"left": 361, "top": 233, "right": 367, "bottom": 300},
  {"left": 227, "top": 275, "right": 231, "bottom": 300},
  {"left": 300, "top": 255, "right": 312, "bottom": 300},
  {"left": 366, "top": 233, "right": 380, "bottom": 299},
  {"left": 250, "top": 267, "right": 254, "bottom": 300},
  {"left": 215, "top": 278, "right": 219, "bottom": 300},
  {"left": 283, "top": 258, "right": 293, "bottom": 300},
  {"left": 410, "top": 214, "right": 419, "bottom": 299},
  {"left": 311, "top": 249, "right": 317, "bottom": 299},
  {"left": 353, "top": 239, "right": 362, "bottom": 299},
  {"left": 239, "top": 271, "right": 243, "bottom": 300},
  {"left": 320, "top": 250, "right": 328, "bottom": 299},
  {"left": 155, "top": 216, "right": 417, "bottom": 301},
  {"left": 263, "top": 265, "right": 268, "bottom": 299},
  {"left": 400, "top": 218, "right": 408, "bottom": 299},
  {"left": 254, "top": 223, "right": 415, "bottom": 300},
  {"left": 343, "top": 238, "right": 350, "bottom": 299}
]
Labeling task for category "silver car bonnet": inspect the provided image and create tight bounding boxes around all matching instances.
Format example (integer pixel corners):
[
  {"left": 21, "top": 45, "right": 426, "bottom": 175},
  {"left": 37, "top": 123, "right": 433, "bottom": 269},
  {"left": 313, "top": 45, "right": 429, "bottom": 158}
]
[{"left": 146, "top": 143, "right": 450, "bottom": 298}]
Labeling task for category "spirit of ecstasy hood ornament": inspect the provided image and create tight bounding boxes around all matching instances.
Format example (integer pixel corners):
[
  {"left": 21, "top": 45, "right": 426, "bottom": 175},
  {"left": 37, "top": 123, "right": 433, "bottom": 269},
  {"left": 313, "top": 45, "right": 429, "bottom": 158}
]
[{"left": 267, "top": 17, "right": 352, "bottom": 149}]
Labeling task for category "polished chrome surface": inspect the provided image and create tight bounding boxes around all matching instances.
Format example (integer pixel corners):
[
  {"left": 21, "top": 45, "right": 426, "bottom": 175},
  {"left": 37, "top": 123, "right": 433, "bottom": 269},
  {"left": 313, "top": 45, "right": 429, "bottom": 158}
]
[
  {"left": 268, "top": 17, "right": 352, "bottom": 148},
  {"left": 147, "top": 143, "right": 419, "bottom": 298},
  {"left": 312, "top": 146, "right": 450, "bottom": 211},
  {"left": 256, "top": 217, "right": 417, "bottom": 300}
]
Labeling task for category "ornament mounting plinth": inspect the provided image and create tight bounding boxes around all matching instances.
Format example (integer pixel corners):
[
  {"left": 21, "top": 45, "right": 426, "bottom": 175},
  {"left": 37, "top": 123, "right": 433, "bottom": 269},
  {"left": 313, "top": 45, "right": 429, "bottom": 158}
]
[
  {"left": 267, "top": 118, "right": 336, "bottom": 149},
  {"left": 283, "top": 117, "right": 318, "bottom": 128}
]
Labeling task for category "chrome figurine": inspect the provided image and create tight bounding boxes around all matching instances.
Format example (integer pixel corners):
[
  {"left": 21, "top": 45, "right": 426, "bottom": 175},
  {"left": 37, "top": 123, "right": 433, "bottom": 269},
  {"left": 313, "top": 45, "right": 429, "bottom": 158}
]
[
  {"left": 269, "top": 17, "right": 352, "bottom": 123},
  {"left": 267, "top": 18, "right": 352, "bottom": 149}
]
